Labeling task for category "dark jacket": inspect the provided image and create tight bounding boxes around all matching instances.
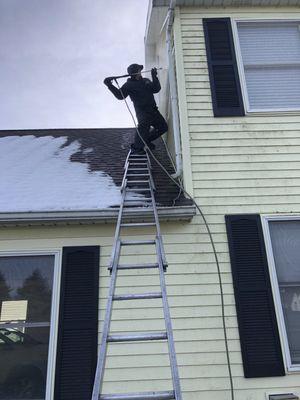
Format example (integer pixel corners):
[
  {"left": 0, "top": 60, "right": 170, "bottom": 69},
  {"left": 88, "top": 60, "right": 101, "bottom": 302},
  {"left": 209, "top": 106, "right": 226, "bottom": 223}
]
[{"left": 106, "top": 76, "right": 161, "bottom": 114}]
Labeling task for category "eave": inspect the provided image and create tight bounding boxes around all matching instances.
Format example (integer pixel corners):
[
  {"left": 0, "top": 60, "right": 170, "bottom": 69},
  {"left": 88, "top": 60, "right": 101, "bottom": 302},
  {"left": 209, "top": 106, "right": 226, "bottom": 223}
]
[
  {"left": 152, "top": 0, "right": 300, "bottom": 6},
  {"left": 0, "top": 206, "right": 196, "bottom": 227},
  {"left": 145, "top": 0, "right": 300, "bottom": 47}
]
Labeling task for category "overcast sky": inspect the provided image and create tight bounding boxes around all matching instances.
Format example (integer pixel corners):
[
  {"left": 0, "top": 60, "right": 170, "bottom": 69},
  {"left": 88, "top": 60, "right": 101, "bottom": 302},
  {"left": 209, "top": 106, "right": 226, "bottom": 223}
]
[{"left": 0, "top": 0, "right": 149, "bottom": 130}]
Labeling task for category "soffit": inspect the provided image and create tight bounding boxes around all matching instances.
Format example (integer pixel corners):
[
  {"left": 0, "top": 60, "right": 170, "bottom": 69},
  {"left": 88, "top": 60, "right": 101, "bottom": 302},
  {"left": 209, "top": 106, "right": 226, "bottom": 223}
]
[{"left": 152, "top": 0, "right": 300, "bottom": 6}]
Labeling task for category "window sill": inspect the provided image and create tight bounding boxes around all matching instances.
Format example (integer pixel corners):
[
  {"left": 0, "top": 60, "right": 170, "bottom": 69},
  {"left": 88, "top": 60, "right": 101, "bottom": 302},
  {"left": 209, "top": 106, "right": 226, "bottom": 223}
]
[
  {"left": 286, "top": 365, "right": 300, "bottom": 374},
  {"left": 246, "top": 110, "right": 300, "bottom": 117}
]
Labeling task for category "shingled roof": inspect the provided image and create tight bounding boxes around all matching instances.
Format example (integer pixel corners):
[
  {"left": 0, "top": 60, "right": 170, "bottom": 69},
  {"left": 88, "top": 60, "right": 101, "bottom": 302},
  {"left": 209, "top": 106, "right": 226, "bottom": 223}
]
[{"left": 0, "top": 128, "right": 193, "bottom": 220}]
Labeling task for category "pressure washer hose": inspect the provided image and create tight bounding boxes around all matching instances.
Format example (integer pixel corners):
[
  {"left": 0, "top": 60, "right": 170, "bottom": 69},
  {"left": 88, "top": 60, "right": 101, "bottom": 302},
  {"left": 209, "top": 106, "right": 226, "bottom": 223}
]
[{"left": 113, "top": 77, "right": 235, "bottom": 400}]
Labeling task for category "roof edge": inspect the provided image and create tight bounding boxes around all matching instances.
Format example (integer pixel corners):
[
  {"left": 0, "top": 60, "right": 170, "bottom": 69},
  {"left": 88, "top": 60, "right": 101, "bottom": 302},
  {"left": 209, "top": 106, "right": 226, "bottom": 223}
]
[
  {"left": 151, "top": 0, "right": 299, "bottom": 6},
  {"left": 0, "top": 206, "right": 196, "bottom": 227}
]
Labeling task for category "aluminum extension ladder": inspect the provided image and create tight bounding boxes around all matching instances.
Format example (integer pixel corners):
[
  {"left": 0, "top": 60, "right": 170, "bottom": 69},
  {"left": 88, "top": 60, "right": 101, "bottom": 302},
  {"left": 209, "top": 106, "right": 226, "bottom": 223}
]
[{"left": 92, "top": 150, "right": 182, "bottom": 400}]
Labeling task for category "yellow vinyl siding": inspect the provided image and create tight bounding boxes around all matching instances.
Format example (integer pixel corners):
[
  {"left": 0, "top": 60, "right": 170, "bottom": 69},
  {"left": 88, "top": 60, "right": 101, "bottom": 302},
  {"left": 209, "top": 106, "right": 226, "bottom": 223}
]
[
  {"left": 1, "top": 210, "right": 297, "bottom": 400},
  {"left": 171, "top": 4, "right": 300, "bottom": 400},
  {"left": 0, "top": 222, "right": 233, "bottom": 397}
]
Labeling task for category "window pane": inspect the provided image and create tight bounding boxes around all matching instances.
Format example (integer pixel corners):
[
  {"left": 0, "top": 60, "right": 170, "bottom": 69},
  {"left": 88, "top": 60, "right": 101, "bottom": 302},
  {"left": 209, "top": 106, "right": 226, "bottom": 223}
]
[
  {"left": 0, "top": 255, "right": 55, "bottom": 399},
  {"left": 279, "top": 286, "right": 300, "bottom": 364},
  {"left": 245, "top": 66, "right": 300, "bottom": 109},
  {"left": 269, "top": 221, "right": 300, "bottom": 283},
  {"left": 0, "top": 327, "right": 49, "bottom": 399},
  {"left": 269, "top": 221, "right": 300, "bottom": 365},
  {"left": 237, "top": 21, "right": 300, "bottom": 110},
  {"left": 0, "top": 256, "right": 54, "bottom": 323},
  {"left": 237, "top": 21, "right": 300, "bottom": 65}
]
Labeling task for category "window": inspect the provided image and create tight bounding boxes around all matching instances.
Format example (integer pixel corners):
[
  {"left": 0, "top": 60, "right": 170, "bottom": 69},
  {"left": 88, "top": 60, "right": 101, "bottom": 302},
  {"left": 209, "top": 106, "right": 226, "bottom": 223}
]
[
  {"left": 263, "top": 218, "right": 300, "bottom": 370},
  {"left": 0, "top": 253, "right": 59, "bottom": 399},
  {"left": 235, "top": 20, "right": 300, "bottom": 112}
]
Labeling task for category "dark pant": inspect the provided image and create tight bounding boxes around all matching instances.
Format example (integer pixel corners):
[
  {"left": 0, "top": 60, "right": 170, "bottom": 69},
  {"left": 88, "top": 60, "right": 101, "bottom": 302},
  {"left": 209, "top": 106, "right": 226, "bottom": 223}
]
[{"left": 132, "top": 109, "right": 168, "bottom": 150}]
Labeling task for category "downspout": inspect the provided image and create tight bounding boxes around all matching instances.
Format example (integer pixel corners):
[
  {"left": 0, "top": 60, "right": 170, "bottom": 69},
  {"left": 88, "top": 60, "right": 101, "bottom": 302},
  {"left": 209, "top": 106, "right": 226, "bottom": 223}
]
[{"left": 165, "top": 0, "right": 183, "bottom": 179}]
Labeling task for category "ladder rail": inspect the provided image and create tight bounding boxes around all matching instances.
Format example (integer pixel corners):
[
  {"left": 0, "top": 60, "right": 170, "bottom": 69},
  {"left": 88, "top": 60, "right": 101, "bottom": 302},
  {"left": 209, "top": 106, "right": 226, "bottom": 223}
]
[
  {"left": 121, "top": 166, "right": 129, "bottom": 192},
  {"left": 92, "top": 178, "right": 127, "bottom": 400},
  {"left": 109, "top": 178, "right": 127, "bottom": 269},
  {"left": 121, "top": 151, "right": 130, "bottom": 192},
  {"left": 146, "top": 152, "right": 156, "bottom": 191},
  {"left": 124, "top": 151, "right": 131, "bottom": 170},
  {"left": 155, "top": 238, "right": 182, "bottom": 400},
  {"left": 149, "top": 175, "right": 168, "bottom": 269}
]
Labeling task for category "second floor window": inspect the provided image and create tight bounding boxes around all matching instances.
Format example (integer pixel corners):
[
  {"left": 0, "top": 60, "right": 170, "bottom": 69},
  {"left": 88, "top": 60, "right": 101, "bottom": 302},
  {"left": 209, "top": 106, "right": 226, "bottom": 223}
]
[{"left": 235, "top": 20, "right": 300, "bottom": 112}]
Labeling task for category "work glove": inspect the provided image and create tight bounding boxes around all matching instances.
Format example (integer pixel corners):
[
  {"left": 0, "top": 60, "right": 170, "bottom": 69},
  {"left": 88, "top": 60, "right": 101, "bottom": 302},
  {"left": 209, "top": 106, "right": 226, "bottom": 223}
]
[
  {"left": 103, "top": 77, "right": 114, "bottom": 86},
  {"left": 151, "top": 67, "right": 158, "bottom": 79}
]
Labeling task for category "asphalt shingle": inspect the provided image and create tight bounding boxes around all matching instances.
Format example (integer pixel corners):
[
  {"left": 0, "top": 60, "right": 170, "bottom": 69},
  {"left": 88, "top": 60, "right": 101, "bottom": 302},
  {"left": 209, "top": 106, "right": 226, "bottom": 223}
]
[{"left": 0, "top": 128, "right": 192, "bottom": 209}]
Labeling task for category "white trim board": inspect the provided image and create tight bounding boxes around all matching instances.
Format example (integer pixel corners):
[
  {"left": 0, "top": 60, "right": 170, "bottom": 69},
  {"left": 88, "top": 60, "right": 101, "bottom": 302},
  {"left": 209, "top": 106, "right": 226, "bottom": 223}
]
[
  {"left": 261, "top": 215, "right": 300, "bottom": 373},
  {"left": 232, "top": 18, "right": 300, "bottom": 115},
  {"left": 0, "top": 249, "right": 62, "bottom": 400}
]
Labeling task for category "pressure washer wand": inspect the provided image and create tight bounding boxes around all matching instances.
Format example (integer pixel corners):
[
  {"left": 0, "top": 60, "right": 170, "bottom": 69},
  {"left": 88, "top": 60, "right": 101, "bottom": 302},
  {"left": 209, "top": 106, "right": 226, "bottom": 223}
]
[{"left": 111, "top": 67, "right": 164, "bottom": 80}]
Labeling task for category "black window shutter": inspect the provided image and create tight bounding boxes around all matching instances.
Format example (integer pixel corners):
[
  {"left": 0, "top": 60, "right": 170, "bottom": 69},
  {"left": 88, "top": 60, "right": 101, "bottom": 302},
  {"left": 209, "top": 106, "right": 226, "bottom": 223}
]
[
  {"left": 203, "top": 18, "right": 245, "bottom": 117},
  {"left": 225, "top": 215, "right": 285, "bottom": 378},
  {"left": 55, "top": 246, "right": 100, "bottom": 400}
]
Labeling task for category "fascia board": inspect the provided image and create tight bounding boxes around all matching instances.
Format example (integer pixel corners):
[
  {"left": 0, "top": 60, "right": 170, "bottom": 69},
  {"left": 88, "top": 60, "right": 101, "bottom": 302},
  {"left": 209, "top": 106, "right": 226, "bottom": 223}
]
[
  {"left": 0, "top": 206, "right": 196, "bottom": 226},
  {"left": 152, "top": 0, "right": 299, "bottom": 5}
]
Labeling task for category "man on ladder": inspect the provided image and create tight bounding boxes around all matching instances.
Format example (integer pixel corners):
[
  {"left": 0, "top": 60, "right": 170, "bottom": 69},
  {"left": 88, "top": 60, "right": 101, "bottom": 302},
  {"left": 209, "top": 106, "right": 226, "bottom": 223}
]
[{"left": 104, "top": 64, "right": 168, "bottom": 154}]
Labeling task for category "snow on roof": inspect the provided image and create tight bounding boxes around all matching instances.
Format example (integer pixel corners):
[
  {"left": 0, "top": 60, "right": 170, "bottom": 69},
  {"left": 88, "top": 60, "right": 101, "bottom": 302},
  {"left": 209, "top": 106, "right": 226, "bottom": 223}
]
[{"left": 0, "top": 135, "right": 137, "bottom": 212}]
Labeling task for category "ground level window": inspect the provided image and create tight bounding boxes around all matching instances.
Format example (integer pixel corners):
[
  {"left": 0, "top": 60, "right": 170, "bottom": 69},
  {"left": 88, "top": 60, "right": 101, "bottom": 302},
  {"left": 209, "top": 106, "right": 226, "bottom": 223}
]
[
  {"left": 266, "top": 219, "right": 300, "bottom": 369},
  {"left": 0, "top": 255, "right": 55, "bottom": 399}
]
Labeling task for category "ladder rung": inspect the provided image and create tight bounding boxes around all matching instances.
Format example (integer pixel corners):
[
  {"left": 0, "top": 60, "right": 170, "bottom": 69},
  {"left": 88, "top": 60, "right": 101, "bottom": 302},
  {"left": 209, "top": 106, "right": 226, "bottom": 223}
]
[
  {"left": 115, "top": 263, "right": 159, "bottom": 270},
  {"left": 120, "top": 223, "right": 156, "bottom": 227},
  {"left": 127, "top": 161, "right": 147, "bottom": 165},
  {"left": 123, "top": 205, "right": 152, "bottom": 208},
  {"left": 107, "top": 332, "right": 167, "bottom": 342},
  {"left": 121, "top": 240, "right": 155, "bottom": 245},
  {"left": 128, "top": 164, "right": 147, "bottom": 167},
  {"left": 113, "top": 292, "right": 162, "bottom": 301},
  {"left": 128, "top": 168, "right": 148, "bottom": 170},
  {"left": 124, "top": 198, "right": 152, "bottom": 201},
  {"left": 126, "top": 188, "right": 150, "bottom": 192},
  {"left": 127, "top": 174, "right": 150, "bottom": 177},
  {"left": 99, "top": 391, "right": 175, "bottom": 400},
  {"left": 128, "top": 164, "right": 148, "bottom": 167},
  {"left": 126, "top": 180, "right": 149, "bottom": 184}
]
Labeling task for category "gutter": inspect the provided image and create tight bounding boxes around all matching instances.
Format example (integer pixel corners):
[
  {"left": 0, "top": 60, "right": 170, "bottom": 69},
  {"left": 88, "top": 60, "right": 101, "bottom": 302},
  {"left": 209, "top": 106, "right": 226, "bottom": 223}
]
[
  {"left": 165, "top": 0, "right": 183, "bottom": 179},
  {"left": 0, "top": 206, "right": 196, "bottom": 226}
]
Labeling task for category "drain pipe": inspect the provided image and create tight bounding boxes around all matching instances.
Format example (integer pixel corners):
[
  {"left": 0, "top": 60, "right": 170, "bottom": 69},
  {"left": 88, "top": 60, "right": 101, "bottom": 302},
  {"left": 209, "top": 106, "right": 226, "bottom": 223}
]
[{"left": 166, "top": 0, "right": 183, "bottom": 179}]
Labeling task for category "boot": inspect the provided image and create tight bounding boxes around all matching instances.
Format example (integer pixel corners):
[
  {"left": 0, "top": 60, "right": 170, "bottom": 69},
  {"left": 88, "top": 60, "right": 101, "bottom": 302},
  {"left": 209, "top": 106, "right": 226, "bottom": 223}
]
[{"left": 130, "top": 144, "right": 145, "bottom": 154}]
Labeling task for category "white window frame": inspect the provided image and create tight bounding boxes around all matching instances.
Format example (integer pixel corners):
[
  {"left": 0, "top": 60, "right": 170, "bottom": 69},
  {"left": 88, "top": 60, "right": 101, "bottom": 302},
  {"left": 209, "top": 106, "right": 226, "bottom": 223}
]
[
  {"left": 0, "top": 249, "right": 62, "bottom": 400},
  {"left": 261, "top": 215, "right": 300, "bottom": 372},
  {"left": 232, "top": 18, "right": 300, "bottom": 115}
]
